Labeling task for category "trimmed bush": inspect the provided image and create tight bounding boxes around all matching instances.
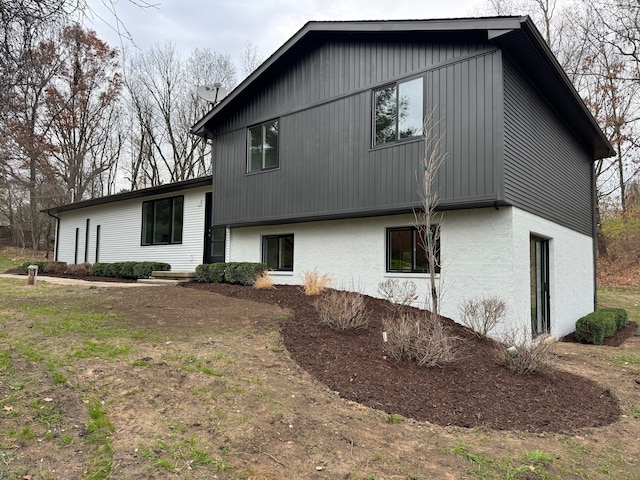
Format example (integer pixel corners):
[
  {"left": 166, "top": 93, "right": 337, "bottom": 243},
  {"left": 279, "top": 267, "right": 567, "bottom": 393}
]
[
  {"left": 575, "top": 309, "right": 624, "bottom": 345},
  {"left": 224, "top": 262, "right": 266, "bottom": 286},
  {"left": 195, "top": 264, "right": 210, "bottom": 283},
  {"left": 21, "top": 261, "right": 49, "bottom": 273},
  {"left": 89, "top": 261, "right": 171, "bottom": 279},
  {"left": 603, "top": 307, "right": 628, "bottom": 329},
  {"left": 195, "top": 263, "right": 225, "bottom": 283},
  {"left": 115, "top": 261, "right": 137, "bottom": 279},
  {"left": 222, "top": 262, "right": 241, "bottom": 283},
  {"left": 194, "top": 262, "right": 266, "bottom": 285},
  {"left": 208, "top": 263, "right": 225, "bottom": 283},
  {"left": 90, "top": 262, "right": 113, "bottom": 277},
  {"left": 132, "top": 262, "right": 169, "bottom": 279}
]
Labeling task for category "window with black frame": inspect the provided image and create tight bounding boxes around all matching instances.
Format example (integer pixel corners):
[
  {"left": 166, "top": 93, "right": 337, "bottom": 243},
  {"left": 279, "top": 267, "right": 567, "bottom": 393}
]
[
  {"left": 373, "top": 77, "right": 423, "bottom": 147},
  {"left": 141, "top": 196, "right": 184, "bottom": 245},
  {"left": 248, "top": 119, "right": 279, "bottom": 173},
  {"left": 262, "top": 234, "right": 294, "bottom": 271},
  {"left": 387, "top": 226, "right": 440, "bottom": 273}
]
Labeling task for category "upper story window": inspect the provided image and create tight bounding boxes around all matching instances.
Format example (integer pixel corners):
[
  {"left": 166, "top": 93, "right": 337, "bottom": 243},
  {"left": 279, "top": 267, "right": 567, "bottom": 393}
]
[
  {"left": 248, "top": 119, "right": 279, "bottom": 173},
  {"left": 141, "top": 196, "right": 183, "bottom": 245},
  {"left": 373, "top": 77, "right": 423, "bottom": 147},
  {"left": 387, "top": 225, "right": 440, "bottom": 273}
]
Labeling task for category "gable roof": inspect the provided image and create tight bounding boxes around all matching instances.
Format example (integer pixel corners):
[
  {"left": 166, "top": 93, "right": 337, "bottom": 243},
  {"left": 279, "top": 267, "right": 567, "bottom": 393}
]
[
  {"left": 191, "top": 16, "right": 613, "bottom": 160},
  {"left": 44, "top": 176, "right": 212, "bottom": 214}
]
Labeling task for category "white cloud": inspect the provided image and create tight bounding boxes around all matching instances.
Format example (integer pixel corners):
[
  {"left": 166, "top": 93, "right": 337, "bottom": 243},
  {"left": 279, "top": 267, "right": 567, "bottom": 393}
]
[{"left": 85, "top": 0, "right": 479, "bottom": 69}]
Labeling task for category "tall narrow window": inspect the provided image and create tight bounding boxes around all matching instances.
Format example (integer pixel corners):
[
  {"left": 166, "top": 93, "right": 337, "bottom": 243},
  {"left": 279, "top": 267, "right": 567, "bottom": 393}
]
[
  {"left": 74, "top": 228, "right": 79, "bottom": 264},
  {"left": 373, "top": 77, "right": 423, "bottom": 147},
  {"left": 387, "top": 226, "right": 440, "bottom": 273},
  {"left": 95, "top": 225, "right": 101, "bottom": 262},
  {"left": 262, "top": 234, "right": 294, "bottom": 271},
  {"left": 248, "top": 119, "right": 279, "bottom": 173},
  {"left": 141, "top": 196, "right": 184, "bottom": 245},
  {"left": 84, "top": 218, "right": 90, "bottom": 263},
  {"left": 211, "top": 227, "right": 226, "bottom": 263}
]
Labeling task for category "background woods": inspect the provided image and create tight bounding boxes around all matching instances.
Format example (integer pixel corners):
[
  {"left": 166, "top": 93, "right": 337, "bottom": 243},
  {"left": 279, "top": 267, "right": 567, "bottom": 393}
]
[{"left": 1, "top": 0, "right": 640, "bottom": 262}]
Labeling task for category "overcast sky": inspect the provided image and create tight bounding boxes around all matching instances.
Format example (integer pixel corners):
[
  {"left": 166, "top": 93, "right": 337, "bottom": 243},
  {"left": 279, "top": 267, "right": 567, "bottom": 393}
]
[{"left": 85, "top": 0, "right": 484, "bottom": 72}]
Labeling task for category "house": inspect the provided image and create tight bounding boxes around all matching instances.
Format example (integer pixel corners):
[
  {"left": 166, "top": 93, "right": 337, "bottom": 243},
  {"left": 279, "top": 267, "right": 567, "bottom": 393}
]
[
  {"left": 44, "top": 176, "right": 216, "bottom": 270},
  {"left": 190, "top": 17, "right": 613, "bottom": 339}
]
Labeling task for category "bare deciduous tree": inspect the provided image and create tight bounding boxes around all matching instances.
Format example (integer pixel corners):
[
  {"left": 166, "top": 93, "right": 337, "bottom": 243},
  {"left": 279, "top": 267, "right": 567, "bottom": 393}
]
[
  {"left": 415, "top": 110, "right": 446, "bottom": 317},
  {"left": 239, "top": 40, "right": 263, "bottom": 78},
  {"left": 123, "top": 43, "right": 237, "bottom": 186},
  {"left": 46, "top": 24, "right": 123, "bottom": 202}
]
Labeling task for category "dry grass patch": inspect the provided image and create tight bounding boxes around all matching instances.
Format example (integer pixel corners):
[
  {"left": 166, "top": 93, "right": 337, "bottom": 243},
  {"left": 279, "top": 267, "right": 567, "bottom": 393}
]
[
  {"left": 303, "top": 269, "right": 332, "bottom": 295},
  {"left": 254, "top": 272, "right": 275, "bottom": 289}
]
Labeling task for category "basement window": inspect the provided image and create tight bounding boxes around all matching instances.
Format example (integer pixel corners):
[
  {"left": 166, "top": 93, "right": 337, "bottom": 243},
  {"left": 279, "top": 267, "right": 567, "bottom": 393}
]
[
  {"left": 387, "top": 226, "right": 440, "bottom": 273},
  {"left": 262, "top": 234, "right": 293, "bottom": 271}
]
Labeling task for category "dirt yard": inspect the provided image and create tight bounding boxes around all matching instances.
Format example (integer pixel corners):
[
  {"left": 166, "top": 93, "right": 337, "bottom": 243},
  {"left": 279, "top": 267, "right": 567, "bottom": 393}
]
[{"left": 1, "top": 279, "right": 640, "bottom": 479}]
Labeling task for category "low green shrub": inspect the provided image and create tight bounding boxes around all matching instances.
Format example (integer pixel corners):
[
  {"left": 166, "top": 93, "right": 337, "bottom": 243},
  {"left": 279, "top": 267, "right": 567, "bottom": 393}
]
[
  {"left": 90, "top": 262, "right": 113, "bottom": 277},
  {"left": 89, "top": 261, "right": 170, "bottom": 279},
  {"left": 603, "top": 307, "right": 628, "bottom": 329},
  {"left": 21, "top": 261, "right": 50, "bottom": 273},
  {"left": 195, "top": 264, "right": 210, "bottom": 283},
  {"left": 195, "top": 262, "right": 266, "bottom": 285},
  {"left": 132, "top": 262, "right": 169, "bottom": 279},
  {"left": 113, "top": 261, "right": 137, "bottom": 279},
  {"left": 575, "top": 308, "right": 626, "bottom": 345},
  {"left": 208, "top": 264, "right": 225, "bottom": 283},
  {"left": 195, "top": 263, "right": 226, "bottom": 283},
  {"left": 224, "top": 262, "right": 266, "bottom": 286},
  {"left": 223, "top": 262, "right": 241, "bottom": 283}
]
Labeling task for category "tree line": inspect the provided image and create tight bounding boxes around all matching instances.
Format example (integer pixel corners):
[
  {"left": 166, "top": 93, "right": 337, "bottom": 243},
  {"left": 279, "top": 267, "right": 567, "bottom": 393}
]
[
  {"left": 2, "top": 0, "right": 640, "bottom": 255},
  {"left": 0, "top": 0, "right": 260, "bottom": 249}
]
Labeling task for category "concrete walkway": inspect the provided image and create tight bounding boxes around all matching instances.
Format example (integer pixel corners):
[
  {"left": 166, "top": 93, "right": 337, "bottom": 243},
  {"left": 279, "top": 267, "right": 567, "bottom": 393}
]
[{"left": 0, "top": 273, "right": 165, "bottom": 288}]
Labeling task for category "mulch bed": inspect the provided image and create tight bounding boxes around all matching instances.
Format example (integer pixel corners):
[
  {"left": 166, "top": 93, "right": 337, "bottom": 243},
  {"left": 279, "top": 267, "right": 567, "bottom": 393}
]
[{"left": 185, "top": 282, "right": 627, "bottom": 433}]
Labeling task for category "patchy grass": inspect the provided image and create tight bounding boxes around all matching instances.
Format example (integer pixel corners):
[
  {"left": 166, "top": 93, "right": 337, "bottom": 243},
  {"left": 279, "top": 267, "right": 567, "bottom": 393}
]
[
  {"left": 0, "top": 247, "right": 46, "bottom": 273},
  {"left": 598, "top": 287, "right": 640, "bottom": 323},
  {"left": 1, "top": 279, "right": 639, "bottom": 479}
]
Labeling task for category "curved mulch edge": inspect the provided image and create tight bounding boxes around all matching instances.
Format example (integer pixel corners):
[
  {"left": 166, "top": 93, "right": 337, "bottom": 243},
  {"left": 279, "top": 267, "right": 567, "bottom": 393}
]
[{"left": 184, "top": 283, "right": 621, "bottom": 434}]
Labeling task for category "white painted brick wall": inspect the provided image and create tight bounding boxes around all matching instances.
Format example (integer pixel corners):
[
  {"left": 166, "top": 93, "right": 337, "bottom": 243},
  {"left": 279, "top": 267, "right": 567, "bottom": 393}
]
[{"left": 229, "top": 206, "right": 594, "bottom": 338}]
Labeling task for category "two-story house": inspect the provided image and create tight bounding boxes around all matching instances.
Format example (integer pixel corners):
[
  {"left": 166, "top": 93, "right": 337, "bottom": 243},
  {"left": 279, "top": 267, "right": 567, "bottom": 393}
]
[{"left": 191, "top": 16, "right": 613, "bottom": 339}]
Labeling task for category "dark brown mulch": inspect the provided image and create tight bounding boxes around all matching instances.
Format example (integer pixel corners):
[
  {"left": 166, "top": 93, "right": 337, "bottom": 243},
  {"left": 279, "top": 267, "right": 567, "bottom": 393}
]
[{"left": 185, "top": 282, "right": 622, "bottom": 433}]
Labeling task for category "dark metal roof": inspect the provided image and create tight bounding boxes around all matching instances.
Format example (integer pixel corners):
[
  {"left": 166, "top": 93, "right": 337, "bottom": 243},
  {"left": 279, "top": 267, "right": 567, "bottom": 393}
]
[
  {"left": 43, "top": 176, "right": 212, "bottom": 214},
  {"left": 191, "top": 16, "right": 613, "bottom": 160}
]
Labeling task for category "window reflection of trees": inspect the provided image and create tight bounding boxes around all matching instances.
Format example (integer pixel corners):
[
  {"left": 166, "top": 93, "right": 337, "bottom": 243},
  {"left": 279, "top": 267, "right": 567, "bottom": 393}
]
[
  {"left": 248, "top": 119, "right": 279, "bottom": 172},
  {"left": 374, "top": 77, "right": 423, "bottom": 146}
]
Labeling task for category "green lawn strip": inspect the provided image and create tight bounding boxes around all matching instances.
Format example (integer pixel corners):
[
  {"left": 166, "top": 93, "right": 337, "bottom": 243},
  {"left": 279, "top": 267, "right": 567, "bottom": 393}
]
[
  {"left": 597, "top": 287, "right": 640, "bottom": 323},
  {"left": 84, "top": 399, "right": 115, "bottom": 480}
]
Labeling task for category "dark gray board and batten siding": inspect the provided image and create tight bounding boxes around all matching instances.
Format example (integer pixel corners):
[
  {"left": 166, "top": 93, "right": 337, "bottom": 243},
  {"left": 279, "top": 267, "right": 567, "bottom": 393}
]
[
  {"left": 210, "top": 33, "right": 505, "bottom": 227},
  {"left": 502, "top": 58, "right": 594, "bottom": 237}
]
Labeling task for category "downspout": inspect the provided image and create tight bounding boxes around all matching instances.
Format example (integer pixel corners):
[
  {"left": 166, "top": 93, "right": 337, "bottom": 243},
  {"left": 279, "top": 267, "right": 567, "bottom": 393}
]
[
  {"left": 46, "top": 210, "right": 61, "bottom": 262},
  {"left": 591, "top": 164, "right": 598, "bottom": 312}
]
